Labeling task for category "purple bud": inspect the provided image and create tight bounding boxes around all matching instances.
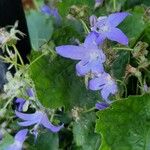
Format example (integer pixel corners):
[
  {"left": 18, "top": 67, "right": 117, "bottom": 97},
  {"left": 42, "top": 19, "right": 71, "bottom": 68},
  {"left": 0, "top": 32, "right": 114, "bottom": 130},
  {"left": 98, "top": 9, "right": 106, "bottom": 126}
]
[
  {"left": 89, "top": 15, "right": 97, "bottom": 27},
  {"left": 26, "top": 88, "right": 34, "bottom": 97},
  {"left": 41, "top": 5, "right": 51, "bottom": 15},
  {"left": 95, "top": 102, "right": 109, "bottom": 110},
  {"left": 15, "top": 98, "right": 26, "bottom": 112}
]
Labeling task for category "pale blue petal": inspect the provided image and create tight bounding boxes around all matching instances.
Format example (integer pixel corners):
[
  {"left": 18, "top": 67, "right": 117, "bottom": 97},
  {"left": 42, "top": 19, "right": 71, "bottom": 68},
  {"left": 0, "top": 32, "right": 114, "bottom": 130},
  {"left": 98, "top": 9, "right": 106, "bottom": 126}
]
[
  {"left": 95, "top": 102, "right": 109, "bottom": 110},
  {"left": 15, "top": 111, "right": 42, "bottom": 121},
  {"left": 106, "top": 27, "right": 128, "bottom": 45},
  {"left": 14, "top": 129, "right": 28, "bottom": 142},
  {"left": 26, "top": 88, "right": 34, "bottom": 97},
  {"left": 76, "top": 59, "right": 90, "bottom": 76},
  {"left": 84, "top": 32, "right": 97, "bottom": 48},
  {"left": 96, "top": 34, "right": 106, "bottom": 45},
  {"left": 89, "top": 75, "right": 106, "bottom": 90},
  {"left": 101, "top": 82, "right": 117, "bottom": 102},
  {"left": 18, "top": 120, "right": 38, "bottom": 126},
  {"left": 107, "top": 12, "right": 129, "bottom": 27},
  {"left": 15, "top": 98, "right": 25, "bottom": 112},
  {"left": 101, "top": 86, "right": 111, "bottom": 101},
  {"left": 7, "top": 129, "right": 28, "bottom": 150},
  {"left": 56, "top": 45, "right": 85, "bottom": 60},
  {"left": 41, "top": 5, "right": 51, "bottom": 15},
  {"left": 42, "top": 114, "right": 64, "bottom": 132},
  {"left": 76, "top": 58, "right": 104, "bottom": 76}
]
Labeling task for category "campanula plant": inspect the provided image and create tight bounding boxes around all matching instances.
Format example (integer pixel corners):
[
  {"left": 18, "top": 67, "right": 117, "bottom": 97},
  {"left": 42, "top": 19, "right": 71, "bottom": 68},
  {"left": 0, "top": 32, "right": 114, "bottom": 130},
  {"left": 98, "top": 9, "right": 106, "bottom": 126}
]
[{"left": 0, "top": 0, "right": 150, "bottom": 149}]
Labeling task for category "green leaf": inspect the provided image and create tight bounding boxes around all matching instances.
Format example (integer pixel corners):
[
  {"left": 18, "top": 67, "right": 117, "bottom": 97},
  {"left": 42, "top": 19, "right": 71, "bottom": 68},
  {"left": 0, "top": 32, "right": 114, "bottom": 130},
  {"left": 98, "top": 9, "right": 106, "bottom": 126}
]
[
  {"left": 29, "top": 52, "right": 99, "bottom": 109},
  {"left": 106, "top": 0, "right": 127, "bottom": 12},
  {"left": 27, "top": 132, "right": 59, "bottom": 150},
  {"left": 119, "top": 6, "right": 147, "bottom": 47},
  {"left": 111, "top": 51, "right": 130, "bottom": 80},
  {"left": 52, "top": 19, "right": 84, "bottom": 45},
  {"left": 0, "top": 132, "right": 13, "bottom": 150},
  {"left": 96, "top": 94, "right": 150, "bottom": 150},
  {"left": 73, "top": 112, "right": 100, "bottom": 150},
  {"left": 26, "top": 11, "right": 54, "bottom": 50}
]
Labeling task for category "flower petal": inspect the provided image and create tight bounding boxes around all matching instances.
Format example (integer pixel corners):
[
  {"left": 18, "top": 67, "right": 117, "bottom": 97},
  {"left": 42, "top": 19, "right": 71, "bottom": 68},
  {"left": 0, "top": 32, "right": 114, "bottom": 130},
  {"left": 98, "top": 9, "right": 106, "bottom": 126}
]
[
  {"left": 7, "top": 129, "right": 28, "bottom": 150},
  {"left": 84, "top": 32, "right": 97, "bottom": 48},
  {"left": 26, "top": 88, "right": 34, "bottom": 97},
  {"left": 14, "top": 129, "right": 28, "bottom": 142},
  {"left": 15, "top": 111, "right": 42, "bottom": 121},
  {"left": 89, "top": 75, "right": 106, "bottom": 90},
  {"left": 101, "top": 83, "right": 117, "bottom": 102},
  {"left": 18, "top": 120, "right": 38, "bottom": 126},
  {"left": 76, "top": 60, "right": 91, "bottom": 76},
  {"left": 42, "top": 114, "right": 64, "bottom": 132},
  {"left": 96, "top": 34, "right": 106, "bottom": 45},
  {"left": 41, "top": 5, "right": 51, "bottom": 15},
  {"left": 56, "top": 45, "right": 85, "bottom": 60},
  {"left": 76, "top": 58, "right": 104, "bottom": 76},
  {"left": 95, "top": 102, "right": 109, "bottom": 110},
  {"left": 15, "top": 98, "right": 26, "bottom": 111},
  {"left": 107, "top": 12, "right": 129, "bottom": 27},
  {"left": 101, "top": 87, "right": 111, "bottom": 102},
  {"left": 106, "top": 27, "right": 128, "bottom": 45}
]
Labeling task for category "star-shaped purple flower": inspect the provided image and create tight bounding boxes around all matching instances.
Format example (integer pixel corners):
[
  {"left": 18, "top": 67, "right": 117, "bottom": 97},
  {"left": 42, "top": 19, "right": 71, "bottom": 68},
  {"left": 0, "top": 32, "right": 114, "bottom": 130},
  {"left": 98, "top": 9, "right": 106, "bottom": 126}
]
[
  {"left": 56, "top": 33, "right": 106, "bottom": 76},
  {"left": 90, "top": 12, "right": 129, "bottom": 45},
  {"left": 7, "top": 129, "right": 28, "bottom": 150},
  {"left": 15, "top": 111, "right": 64, "bottom": 133},
  {"left": 89, "top": 73, "right": 117, "bottom": 103}
]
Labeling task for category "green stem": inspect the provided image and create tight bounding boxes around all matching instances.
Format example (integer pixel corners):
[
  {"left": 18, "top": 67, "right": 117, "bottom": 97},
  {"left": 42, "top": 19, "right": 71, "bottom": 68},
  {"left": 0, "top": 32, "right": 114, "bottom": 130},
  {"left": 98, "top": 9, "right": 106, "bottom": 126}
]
[
  {"left": 3, "top": 98, "right": 13, "bottom": 109},
  {"left": 80, "top": 19, "right": 90, "bottom": 34},
  {"left": 113, "top": 47, "right": 133, "bottom": 51},
  {"left": 0, "top": 55, "right": 21, "bottom": 68},
  {"left": 27, "top": 53, "right": 46, "bottom": 69},
  {"left": 113, "top": 0, "right": 116, "bottom": 11},
  {"left": 116, "top": 79, "right": 127, "bottom": 98},
  {"left": 82, "top": 107, "right": 95, "bottom": 113},
  {"left": 12, "top": 45, "right": 24, "bottom": 66}
]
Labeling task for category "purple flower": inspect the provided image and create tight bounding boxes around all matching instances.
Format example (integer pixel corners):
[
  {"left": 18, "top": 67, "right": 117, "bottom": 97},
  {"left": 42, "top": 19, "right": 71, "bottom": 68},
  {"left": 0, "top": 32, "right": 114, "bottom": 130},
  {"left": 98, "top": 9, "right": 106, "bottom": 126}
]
[
  {"left": 26, "top": 88, "right": 34, "bottom": 97},
  {"left": 15, "top": 111, "right": 64, "bottom": 133},
  {"left": 95, "top": 102, "right": 109, "bottom": 110},
  {"left": 41, "top": 5, "right": 51, "bottom": 15},
  {"left": 7, "top": 129, "right": 28, "bottom": 150},
  {"left": 89, "top": 73, "right": 117, "bottom": 103},
  {"left": 41, "top": 5, "right": 61, "bottom": 24},
  {"left": 90, "top": 12, "right": 129, "bottom": 45},
  {"left": 56, "top": 33, "right": 106, "bottom": 76},
  {"left": 95, "top": 0, "right": 104, "bottom": 8},
  {"left": 15, "top": 98, "right": 26, "bottom": 112}
]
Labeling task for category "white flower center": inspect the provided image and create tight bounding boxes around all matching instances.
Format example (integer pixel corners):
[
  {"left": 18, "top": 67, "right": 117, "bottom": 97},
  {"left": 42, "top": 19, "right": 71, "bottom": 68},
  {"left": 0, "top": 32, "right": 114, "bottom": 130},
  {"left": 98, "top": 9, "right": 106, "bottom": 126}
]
[
  {"left": 95, "top": 23, "right": 110, "bottom": 33},
  {"left": 92, "top": 16, "right": 110, "bottom": 33},
  {"left": 89, "top": 51, "right": 99, "bottom": 61}
]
